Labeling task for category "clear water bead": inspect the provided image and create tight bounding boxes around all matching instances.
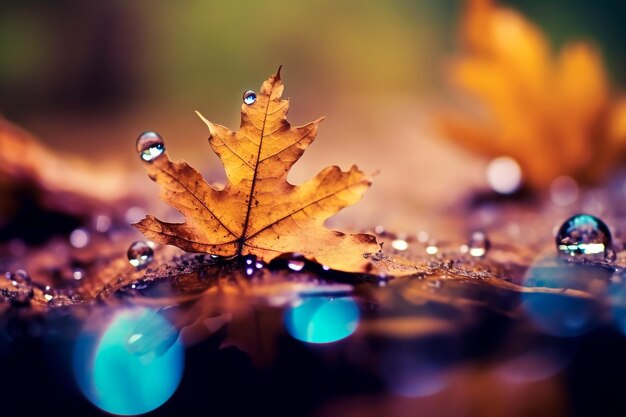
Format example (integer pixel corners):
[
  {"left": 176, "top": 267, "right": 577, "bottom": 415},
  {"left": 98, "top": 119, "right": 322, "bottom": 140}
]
[
  {"left": 136, "top": 131, "right": 165, "bottom": 162},
  {"left": 243, "top": 90, "right": 257, "bottom": 105},
  {"left": 286, "top": 253, "right": 306, "bottom": 272},
  {"left": 6, "top": 269, "right": 33, "bottom": 304},
  {"left": 556, "top": 214, "right": 612, "bottom": 259},
  {"left": 468, "top": 231, "right": 490, "bottom": 258},
  {"left": 127, "top": 241, "right": 154, "bottom": 269}
]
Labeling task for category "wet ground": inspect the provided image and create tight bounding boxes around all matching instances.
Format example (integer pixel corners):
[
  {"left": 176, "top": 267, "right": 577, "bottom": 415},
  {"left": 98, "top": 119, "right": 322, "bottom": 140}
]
[{"left": 4, "top": 176, "right": 626, "bottom": 416}]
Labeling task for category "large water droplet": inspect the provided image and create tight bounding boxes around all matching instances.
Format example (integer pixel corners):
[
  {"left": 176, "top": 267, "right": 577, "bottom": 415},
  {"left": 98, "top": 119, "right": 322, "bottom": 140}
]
[
  {"left": 243, "top": 90, "right": 257, "bottom": 105},
  {"left": 556, "top": 214, "right": 612, "bottom": 260},
  {"left": 127, "top": 241, "right": 154, "bottom": 269},
  {"left": 136, "top": 131, "right": 165, "bottom": 162},
  {"left": 468, "top": 231, "right": 490, "bottom": 258}
]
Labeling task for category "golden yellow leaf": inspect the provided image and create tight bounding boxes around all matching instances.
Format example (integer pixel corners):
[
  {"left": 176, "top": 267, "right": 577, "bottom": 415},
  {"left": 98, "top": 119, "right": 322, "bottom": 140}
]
[
  {"left": 134, "top": 68, "right": 380, "bottom": 273},
  {"left": 440, "top": 0, "right": 626, "bottom": 189}
]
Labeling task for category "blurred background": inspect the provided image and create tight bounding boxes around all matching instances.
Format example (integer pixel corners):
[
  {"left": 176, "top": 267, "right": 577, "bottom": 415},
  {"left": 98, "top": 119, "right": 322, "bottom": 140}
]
[
  {"left": 3, "top": 3, "right": 626, "bottom": 417},
  {"left": 2, "top": 0, "right": 625, "bottom": 234}
]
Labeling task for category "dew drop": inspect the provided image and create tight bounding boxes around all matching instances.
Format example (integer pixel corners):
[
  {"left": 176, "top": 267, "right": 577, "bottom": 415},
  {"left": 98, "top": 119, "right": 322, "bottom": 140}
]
[
  {"left": 556, "top": 214, "right": 612, "bottom": 260},
  {"left": 468, "top": 231, "right": 490, "bottom": 258},
  {"left": 6, "top": 269, "right": 33, "bottom": 304},
  {"left": 243, "top": 90, "right": 257, "bottom": 105},
  {"left": 127, "top": 241, "right": 154, "bottom": 269},
  {"left": 287, "top": 254, "right": 306, "bottom": 272},
  {"left": 43, "top": 285, "right": 55, "bottom": 302},
  {"left": 136, "top": 131, "right": 165, "bottom": 162}
]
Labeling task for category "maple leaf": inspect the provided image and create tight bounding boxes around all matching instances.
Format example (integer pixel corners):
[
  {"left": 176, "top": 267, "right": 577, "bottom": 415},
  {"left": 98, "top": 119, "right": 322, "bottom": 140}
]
[
  {"left": 134, "top": 68, "right": 380, "bottom": 273},
  {"left": 438, "top": 0, "right": 626, "bottom": 189}
]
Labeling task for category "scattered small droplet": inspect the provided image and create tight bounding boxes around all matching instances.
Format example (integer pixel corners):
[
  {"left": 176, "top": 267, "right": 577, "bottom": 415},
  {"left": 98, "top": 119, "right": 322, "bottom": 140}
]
[
  {"left": 43, "top": 285, "right": 55, "bottom": 302},
  {"left": 8, "top": 269, "right": 30, "bottom": 285},
  {"left": 6, "top": 269, "right": 33, "bottom": 304},
  {"left": 391, "top": 239, "right": 409, "bottom": 251},
  {"left": 137, "top": 131, "right": 165, "bottom": 162},
  {"left": 48, "top": 294, "right": 73, "bottom": 307},
  {"left": 127, "top": 241, "right": 154, "bottom": 269},
  {"left": 286, "top": 253, "right": 306, "bottom": 272},
  {"left": 468, "top": 231, "right": 490, "bottom": 258},
  {"left": 556, "top": 214, "right": 612, "bottom": 260},
  {"left": 70, "top": 228, "right": 90, "bottom": 248},
  {"left": 243, "top": 90, "right": 257, "bottom": 105}
]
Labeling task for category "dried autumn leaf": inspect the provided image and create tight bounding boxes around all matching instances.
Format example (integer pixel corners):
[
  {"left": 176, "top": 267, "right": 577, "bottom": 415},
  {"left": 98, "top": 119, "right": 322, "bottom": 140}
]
[
  {"left": 438, "top": 0, "right": 626, "bottom": 189},
  {"left": 134, "top": 68, "right": 379, "bottom": 273}
]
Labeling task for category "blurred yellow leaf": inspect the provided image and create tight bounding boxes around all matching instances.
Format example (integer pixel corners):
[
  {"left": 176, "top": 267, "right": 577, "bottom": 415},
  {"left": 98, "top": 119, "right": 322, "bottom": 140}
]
[{"left": 439, "top": 0, "right": 626, "bottom": 189}]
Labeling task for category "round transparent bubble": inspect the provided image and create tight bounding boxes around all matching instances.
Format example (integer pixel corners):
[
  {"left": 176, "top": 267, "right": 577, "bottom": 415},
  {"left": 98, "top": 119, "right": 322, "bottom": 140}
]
[
  {"left": 284, "top": 296, "right": 360, "bottom": 344},
  {"left": 522, "top": 255, "right": 608, "bottom": 337},
  {"left": 127, "top": 241, "right": 154, "bottom": 269},
  {"left": 555, "top": 214, "right": 612, "bottom": 260},
  {"left": 468, "top": 231, "right": 490, "bottom": 258},
  {"left": 73, "top": 308, "right": 184, "bottom": 415},
  {"left": 136, "top": 131, "right": 165, "bottom": 162},
  {"left": 243, "top": 90, "right": 257, "bottom": 105}
]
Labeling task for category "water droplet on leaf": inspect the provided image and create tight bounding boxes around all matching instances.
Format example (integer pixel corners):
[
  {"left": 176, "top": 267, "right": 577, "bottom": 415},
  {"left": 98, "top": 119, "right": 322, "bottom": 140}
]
[
  {"left": 556, "top": 214, "right": 612, "bottom": 260},
  {"left": 127, "top": 241, "right": 154, "bottom": 269},
  {"left": 243, "top": 90, "right": 257, "bottom": 105},
  {"left": 136, "top": 131, "right": 165, "bottom": 162},
  {"left": 287, "top": 255, "right": 306, "bottom": 272},
  {"left": 6, "top": 269, "right": 34, "bottom": 304},
  {"left": 468, "top": 231, "right": 490, "bottom": 258}
]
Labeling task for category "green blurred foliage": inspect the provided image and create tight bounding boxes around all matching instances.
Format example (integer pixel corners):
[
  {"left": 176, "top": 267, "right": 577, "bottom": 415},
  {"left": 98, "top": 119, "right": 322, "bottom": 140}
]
[{"left": 0, "top": 0, "right": 624, "bottom": 123}]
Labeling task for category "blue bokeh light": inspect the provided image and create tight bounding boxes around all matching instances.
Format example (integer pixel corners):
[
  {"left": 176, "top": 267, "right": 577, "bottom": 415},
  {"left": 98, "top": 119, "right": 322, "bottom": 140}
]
[
  {"left": 73, "top": 308, "right": 185, "bottom": 415},
  {"left": 284, "top": 296, "right": 360, "bottom": 344},
  {"left": 522, "top": 256, "right": 605, "bottom": 337}
]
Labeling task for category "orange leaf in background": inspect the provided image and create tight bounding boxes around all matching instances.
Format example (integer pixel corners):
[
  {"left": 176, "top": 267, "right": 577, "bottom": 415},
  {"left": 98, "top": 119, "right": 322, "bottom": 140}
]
[
  {"left": 0, "top": 117, "right": 131, "bottom": 216},
  {"left": 439, "top": 0, "right": 626, "bottom": 189},
  {"left": 134, "top": 68, "right": 379, "bottom": 273}
]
